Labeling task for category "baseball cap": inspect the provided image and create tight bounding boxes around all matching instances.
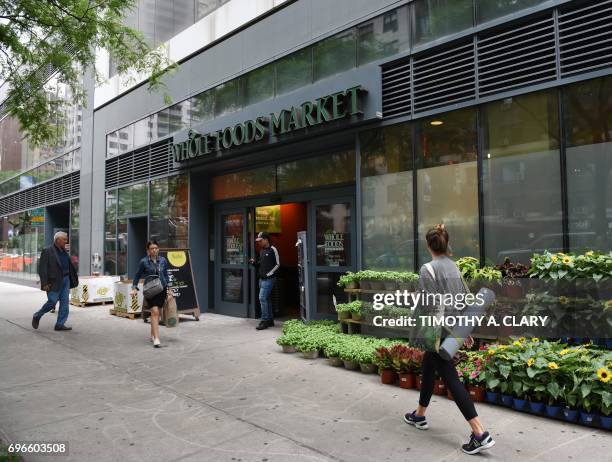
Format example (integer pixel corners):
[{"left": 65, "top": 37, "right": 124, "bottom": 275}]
[{"left": 256, "top": 232, "right": 270, "bottom": 241}]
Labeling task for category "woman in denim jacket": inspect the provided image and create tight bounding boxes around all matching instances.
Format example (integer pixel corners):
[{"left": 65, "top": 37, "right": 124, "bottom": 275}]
[{"left": 131, "top": 240, "right": 169, "bottom": 348}]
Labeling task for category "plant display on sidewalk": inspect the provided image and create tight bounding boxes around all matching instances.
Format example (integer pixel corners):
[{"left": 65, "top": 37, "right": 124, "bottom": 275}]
[{"left": 528, "top": 251, "right": 612, "bottom": 282}]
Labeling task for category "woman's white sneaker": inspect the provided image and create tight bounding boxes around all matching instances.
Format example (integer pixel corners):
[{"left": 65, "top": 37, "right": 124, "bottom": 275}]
[{"left": 153, "top": 338, "right": 161, "bottom": 348}]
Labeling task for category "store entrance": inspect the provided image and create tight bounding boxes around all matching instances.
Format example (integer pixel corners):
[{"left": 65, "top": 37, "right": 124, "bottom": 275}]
[{"left": 214, "top": 191, "right": 356, "bottom": 320}]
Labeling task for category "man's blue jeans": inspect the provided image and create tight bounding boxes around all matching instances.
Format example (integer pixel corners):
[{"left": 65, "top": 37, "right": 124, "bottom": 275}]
[
  {"left": 259, "top": 278, "right": 275, "bottom": 322},
  {"left": 35, "top": 275, "right": 70, "bottom": 327}
]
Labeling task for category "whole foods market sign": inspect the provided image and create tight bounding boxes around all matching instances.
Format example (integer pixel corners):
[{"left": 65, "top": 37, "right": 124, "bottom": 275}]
[{"left": 171, "top": 85, "right": 366, "bottom": 163}]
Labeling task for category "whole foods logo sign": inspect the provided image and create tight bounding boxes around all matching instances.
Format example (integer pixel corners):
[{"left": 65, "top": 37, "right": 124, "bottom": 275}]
[{"left": 170, "top": 86, "right": 366, "bottom": 163}]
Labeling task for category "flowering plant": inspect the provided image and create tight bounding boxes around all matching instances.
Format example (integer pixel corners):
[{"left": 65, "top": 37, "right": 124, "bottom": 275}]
[
  {"left": 389, "top": 344, "right": 424, "bottom": 374},
  {"left": 528, "top": 250, "right": 612, "bottom": 282}
]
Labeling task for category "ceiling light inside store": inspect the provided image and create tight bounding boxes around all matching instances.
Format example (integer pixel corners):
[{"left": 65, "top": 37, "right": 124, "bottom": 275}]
[{"left": 430, "top": 120, "right": 443, "bottom": 126}]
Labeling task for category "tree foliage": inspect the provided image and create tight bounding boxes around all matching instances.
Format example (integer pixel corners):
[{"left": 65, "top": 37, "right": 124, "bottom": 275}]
[{"left": 0, "top": 0, "right": 173, "bottom": 146}]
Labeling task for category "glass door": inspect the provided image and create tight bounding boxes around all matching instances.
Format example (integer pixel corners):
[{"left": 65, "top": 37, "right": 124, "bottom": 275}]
[
  {"left": 215, "top": 209, "right": 250, "bottom": 317},
  {"left": 309, "top": 197, "right": 356, "bottom": 320}
]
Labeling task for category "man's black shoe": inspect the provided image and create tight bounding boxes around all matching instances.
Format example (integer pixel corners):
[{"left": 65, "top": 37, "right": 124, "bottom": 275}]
[
  {"left": 256, "top": 321, "right": 268, "bottom": 330},
  {"left": 54, "top": 325, "right": 72, "bottom": 331},
  {"left": 32, "top": 315, "right": 40, "bottom": 329}
]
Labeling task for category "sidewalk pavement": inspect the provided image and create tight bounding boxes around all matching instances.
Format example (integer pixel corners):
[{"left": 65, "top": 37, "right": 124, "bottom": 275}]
[{"left": 0, "top": 282, "right": 609, "bottom": 462}]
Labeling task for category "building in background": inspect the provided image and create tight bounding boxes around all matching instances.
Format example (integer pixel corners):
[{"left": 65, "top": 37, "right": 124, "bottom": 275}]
[{"left": 0, "top": 0, "right": 610, "bottom": 320}]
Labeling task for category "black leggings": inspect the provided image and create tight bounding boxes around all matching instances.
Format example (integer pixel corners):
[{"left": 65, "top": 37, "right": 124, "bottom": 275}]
[{"left": 419, "top": 351, "right": 478, "bottom": 421}]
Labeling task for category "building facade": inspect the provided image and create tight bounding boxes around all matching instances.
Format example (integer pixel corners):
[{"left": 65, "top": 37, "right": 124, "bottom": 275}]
[{"left": 1, "top": 0, "right": 610, "bottom": 320}]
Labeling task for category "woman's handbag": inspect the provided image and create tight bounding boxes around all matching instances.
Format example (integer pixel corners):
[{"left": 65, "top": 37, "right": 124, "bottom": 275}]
[
  {"left": 143, "top": 261, "right": 163, "bottom": 299},
  {"left": 164, "top": 291, "right": 178, "bottom": 328}
]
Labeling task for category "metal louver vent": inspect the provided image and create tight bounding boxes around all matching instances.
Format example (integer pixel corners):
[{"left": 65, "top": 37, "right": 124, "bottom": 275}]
[
  {"left": 382, "top": 60, "right": 411, "bottom": 117},
  {"left": 105, "top": 139, "right": 175, "bottom": 190},
  {"left": 478, "top": 15, "right": 557, "bottom": 96},
  {"left": 413, "top": 40, "right": 476, "bottom": 114},
  {"left": 0, "top": 172, "right": 80, "bottom": 216},
  {"left": 558, "top": 0, "right": 612, "bottom": 77}
]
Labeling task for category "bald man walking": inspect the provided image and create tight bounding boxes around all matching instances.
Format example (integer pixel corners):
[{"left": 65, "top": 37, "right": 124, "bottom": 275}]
[{"left": 32, "top": 231, "right": 79, "bottom": 331}]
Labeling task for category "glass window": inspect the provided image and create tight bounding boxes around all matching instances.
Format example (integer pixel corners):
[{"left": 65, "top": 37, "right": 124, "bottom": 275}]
[
  {"left": 482, "top": 91, "right": 562, "bottom": 264},
  {"left": 477, "top": 0, "right": 548, "bottom": 24},
  {"left": 155, "top": 0, "right": 174, "bottom": 45},
  {"left": 196, "top": 0, "right": 217, "bottom": 20},
  {"left": 168, "top": 174, "right": 189, "bottom": 248},
  {"left": 168, "top": 100, "right": 190, "bottom": 134},
  {"left": 70, "top": 199, "right": 80, "bottom": 271},
  {"left": 564, "top": 76, "right": 612, "bottom": 253},
  {"left": 117, "top": 124, "right": 134, "bottom": 154},
  {"left": 117, "top": 218, "right": 128, "bottom": 276},
  {"left": 275, "top": 48, "right": 312, "bottom": 95},
  {"left": 131, "top": 183, "right": 148, "bottom": 215},
  {"left": 414, "top": 0, "right": 473, "bottom": 46},
  {"left": 191, "top": 90, "right": 215, "bottom": 125},
  {"left": 118, "top": 186, "right": 132, "bottom": 216},
  {"left": 149, "top": 177, "right": 169, "bottom": 249},
  {"left": 107, "top": 131, "right": 119, "bottom": 157},
  {"left": 360, "top": 124, "right": 414, "bottom": 271},
  {"left": 242, "top": 65, "right": 274, "bottom": 106},
  {"left": 153, "top": 109, "right": 170, "bottom": 141},
  {"left": 138, "top": 0, "right": 156, "bottom": 46},
  {"left": 211, "top": 166, "right": 276, "bottom": 201},
  {"left": 357, "top": 5, "right": 410, "bottom": 65},
  {"left": 174, "top": 0, "right": 195, "bottom": 36},
  {"left": 315, "top": 203, "right": 352, "bottom": 267},
  {"left": 416, "top": 108, "right": 479, "bottom": 264},
  {"left": 222, "top": 213, "right": 245, "bottom": 265},
  {"left": 214, "top": 80, "right": 242, "bottom": 117},
  {"left": 105, "top": 190, "right": 117, "bottom": 275},
  {"left": 277, "top": 150, "right": 355, "bottom": 192},
  {"left": 133, "top": 117, "right": 151, "bottom": 148},
  {"left": 222, "top": 269, "right": 244, "bottom": 303},
  {"left": 313, "top": 30, "right": 356, "bottom": 81}
]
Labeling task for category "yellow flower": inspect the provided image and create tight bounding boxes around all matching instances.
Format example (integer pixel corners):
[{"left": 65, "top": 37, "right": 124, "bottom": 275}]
[
  {"left": 519, "top": 337, "right": 526, "bottom": 343},
  {"left": 527, "top": 358, "right": 535, "bottom": 367},
  {"left": 498, "top": 345, "right": 508, "bottom": 350},
  {"left": 559, "top": 349, "right": 571, "bottom": 356},
  {"left": 488, "top": 349, "right": 496, "bottom": 356},
  {"left": 558, "top": 296, "right": 569, "bottom": 305},
  {"left": 532, "top": 338, "right": 540, "bottom": 343},
  {"left": 513, "top": 341, "right": 522, "bottom": 347},
  {"left": 597, "top": 368, "right": 610, "bottom": 383},
  {"left": 562, "top": 256, "right": 572, "bottom": 265},
  {"left": 586, "top": 251, "right": 594, "bottom": 257},
  {"left": 551, "top": 255, "right": 558, "bottom": 263},
  {"left": 548, "top": 362, "right": 559, "bottom": 370}
]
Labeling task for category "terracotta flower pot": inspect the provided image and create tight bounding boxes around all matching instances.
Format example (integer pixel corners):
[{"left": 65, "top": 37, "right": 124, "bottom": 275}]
[
  {"left": 433, "top": 379, "right": 446, "bottom": 396},
  {"left": 398, "top": 373, "right": 415, "bottom": 389},
  {"left": 415, "top": 374, "right": 422, "bottom": 390},
  {"left": 468, "top": 385, "right": 485, "bottom": 402},
  {"left": 380, "top": 369, "right": 398, "bottom": 384}
]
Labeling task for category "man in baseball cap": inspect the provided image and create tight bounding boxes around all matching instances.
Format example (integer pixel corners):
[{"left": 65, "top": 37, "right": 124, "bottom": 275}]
[{"left": 249, "top": 232, "right": 280, "bottom": 329}]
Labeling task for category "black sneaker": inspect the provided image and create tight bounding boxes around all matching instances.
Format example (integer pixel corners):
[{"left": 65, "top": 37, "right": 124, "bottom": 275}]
[
  {"left": 403, "top": 411, "right": 428, "bottom": 430},
  {"left": 461, "top": 431, "right": 495, "bottom": 455},
  {"left": 256, "top": 321, "right": 268, "bottom": 330},
  {"left": 32, "top": 315, "right": 40, "bottom": 329}
]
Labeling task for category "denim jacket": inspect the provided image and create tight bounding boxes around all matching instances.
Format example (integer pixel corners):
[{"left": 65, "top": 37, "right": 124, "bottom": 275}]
[{"left": 132, "top": 256, "right": 170, "bottom": 289}]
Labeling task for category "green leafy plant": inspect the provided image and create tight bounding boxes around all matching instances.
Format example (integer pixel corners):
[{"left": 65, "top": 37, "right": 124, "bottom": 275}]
[
  {"left": 528, "top": 251, "right": 612, "bottom": 282},
  {"left": 337, "top": 272, "right": 358, "bottom": 288}
]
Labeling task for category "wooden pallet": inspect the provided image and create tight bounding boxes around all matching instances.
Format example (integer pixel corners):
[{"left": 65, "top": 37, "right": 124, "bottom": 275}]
[{"left": 109, "top": 308, "right": 142, "bottom": 320}]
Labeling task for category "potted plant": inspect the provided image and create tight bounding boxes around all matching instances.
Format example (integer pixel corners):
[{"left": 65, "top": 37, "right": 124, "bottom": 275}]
[
  {"left": 356, "top": 346, "right": 377, "bottom": 373},
  {"left": 355, "top": 270, "right": 375, "bottom": 290},
  {"left": 495, "top": 257, "right": 529, "bottom": 299},
  {"left": 369, "top": 271, "right": 386, "bottom": 290},
  {"left": 381, "top": 271, "right": 398, "bottom": 291},
  {"left": 337, "top": 272, "right": 359, "bottom": 290},
  {"left": 297, "top": 333, "right": 320, "bottom": 360},
  {"left": 461, "top": 353, "right": 486, "bottom": 402},
  {"left": 374, "top": 346, "right": 397, "bottom": 384},
  {"left": 323, "top": 341, "right": 344, "bottom": 367},
  {"left": 276, "top": 332, "right": 300, "bottom": 353},
  {"left": 350, "top": 300, "right": 363, "bottom": 321},
  {"left": 335, "top": 302, "right": 353, "bottom": 321},
  {"left": 398, "top": 272, "right": 419, "bottom": 291},
  {"left": 340, "top": 340, "right": 360, "bottom": 370}
]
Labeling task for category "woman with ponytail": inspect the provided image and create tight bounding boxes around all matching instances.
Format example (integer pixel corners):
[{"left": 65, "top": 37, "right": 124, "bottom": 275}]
[{"left": 403, "top": 224, "right": 495, "bottom": 455}]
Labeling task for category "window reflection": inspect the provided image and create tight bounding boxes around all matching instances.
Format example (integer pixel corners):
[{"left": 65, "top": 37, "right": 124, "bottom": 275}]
[
  {"left": 416, "top": 108, "right": 479, "bottom": 264},
  {"left": 360, "top": 124, "right": 414, "bottom": 271},
  {"left": 315, "top": 203, "right": 351, "bottom": 267},
  {"left": 414, "top": 0, "right": 473, "bottom": 46},
  {"left": 482, "top": 91, "right": 562, "bottom": 264},
  {"left": 477, "top": 0, "right": 548, "bottom": 24},
  {"left": 313, "top": 30, "right": 356, "bottom": 81},
  {"left": 564, "top": 76, "right": 612, "bottom": 253},
  {"left": 357, "top": 5, "right": 410, "bottom": 65},
  {"left": 275, "top": 48, "right": 312, "bottom": 95},
  {"left": 277, "top": 151, "right": 355, "bottom": 192}
]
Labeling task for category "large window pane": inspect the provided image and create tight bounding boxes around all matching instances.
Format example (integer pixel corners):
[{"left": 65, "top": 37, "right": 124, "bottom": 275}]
[
  {"left": 222, "top": 213, "right": 245, "bottom": 265},
  {"left": 564, "top": 76, "right": 612, "bottom": 253},
  {"left": 277, "top": 150, "right": 355, "bottom": 192},
  {"left": 131, "top": 183, "right": 147, "bottom": 215},
  {"left": 191, "top": 90, "right": 215, "bottom": 125},
  {"left": 357, "top": 5, "right": 410, "bottom": 66},
  {"left": 242, "top": 65, "right": 274, "bottom": 106},
  {"left": 477, "top": 0, "right": 548, "bottom": 24},
  {"left": 211, "top": 166, "right": 276, "bottom": 201},
  {"left": 118, "top": 186, "right": 132, "bottom": 217},
  {"left": 275, "top": 48, "right": 312, "bottom": 95},
  {"left": 153, "top": 109, "right": 170, "bottom": 140},
  {"left": 416, "top": 108, "right": 478, "bottom": 264},
  {"left": 482, "top": 91, "right": 562, "bottom": 264},
  {"left": 174, "top": 0, "right": 195, "bottom": 36},
  {"left": 105, "top": 190, "right": 117, "bottom": 275},
  {"left": 214, "top": 80, "right": 242, "bottom": 117},
  {"left": 360, "top": 124, "right": 414, "bottom": 270},
  {"left": 117, "top": 124, "right": 134, "bottom": 154},
  {"left": 168, "top": 174, "right": 189, "bottom": 248},
  {"left": 313, "top": 30, "right": 356, "bottom": 81},
  {"left": 414, "top": 0, "right": 473, "bottom": 46},
  {"left": 133, "top": 117, "right": 151, "bottom": 148},
  {"left": 196, "top": 0, "right": 217, "bottom": 20},
  {"left": 168, "top": 100, "right": 191, "bottom": 133},
  {"left": 155, "top": 0, "right": 174, "bottom": 45}
]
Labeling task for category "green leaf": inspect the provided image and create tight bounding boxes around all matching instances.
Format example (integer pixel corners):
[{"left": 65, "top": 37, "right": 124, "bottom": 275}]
[
  {"left": 499, "top": 364, "right": 511, "bottom": 379},
  {"left": 580, "top": 383, "right": 592, "bottom": 399},
  {"left": 547, "top": 382, "right": 560, "bottom": 398},
  {"left": 527, "top": 367, "right": 537, "bottom": 378},
  {"left": 487, "top": 378, "right": 500, "bottom": 390}
]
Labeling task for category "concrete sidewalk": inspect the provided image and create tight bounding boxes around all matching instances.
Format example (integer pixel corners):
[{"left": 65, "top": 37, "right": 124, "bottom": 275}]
[{"left": 0, "top": 282, "right": 609, "bottom": 462}]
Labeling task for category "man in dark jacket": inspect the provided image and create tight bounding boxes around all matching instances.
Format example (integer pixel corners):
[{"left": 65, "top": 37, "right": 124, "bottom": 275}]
[
  {"left": 32, "top": 231, "right": 79, "bottom": 331},
  {"left": 249, "top": 232, "right": 280, "bottom": 330}
]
